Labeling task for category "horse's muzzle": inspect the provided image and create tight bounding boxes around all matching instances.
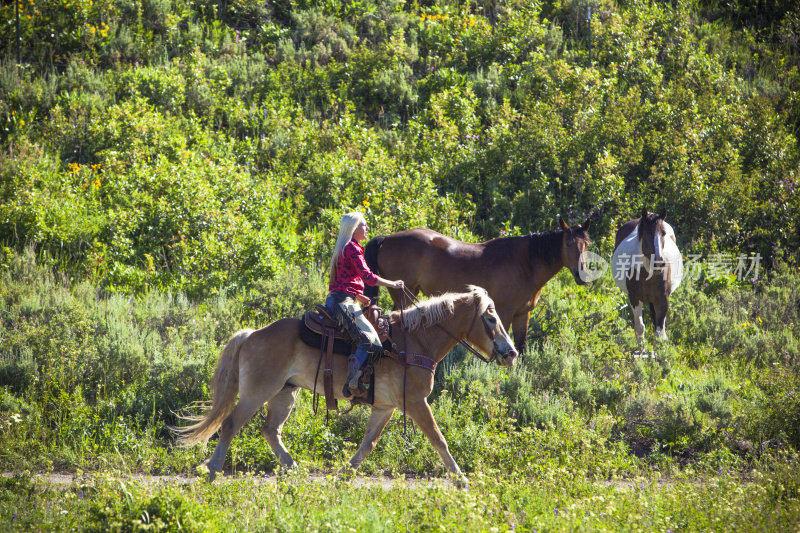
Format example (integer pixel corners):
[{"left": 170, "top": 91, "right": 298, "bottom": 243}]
[
  {"left": 573, "top": 269, "right": 588, "bottom": 286},
  {"left": 495, "top": 346, "right": 518, "bottom": 367}
]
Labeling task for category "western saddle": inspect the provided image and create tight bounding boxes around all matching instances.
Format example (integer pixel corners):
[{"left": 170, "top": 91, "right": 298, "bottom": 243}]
[{"left": 302, "top": 303, "right": 390, "bottom": 411}]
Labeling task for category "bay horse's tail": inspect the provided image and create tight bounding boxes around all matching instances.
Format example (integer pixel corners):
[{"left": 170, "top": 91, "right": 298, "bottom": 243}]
[
  {"left": 363, "top": 236, "right": 385, "bottom": 300},
  {"left": 173, "top": 328, "right": 253, "bottom": 446}
]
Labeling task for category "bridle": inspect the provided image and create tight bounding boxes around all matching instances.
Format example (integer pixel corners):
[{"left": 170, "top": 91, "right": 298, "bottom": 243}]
[
  {"left": 399, "top": 287, "right": 499, "bottom": 364},
  {"left": 393, "top": 287, "right": 501, "bottom": 439},
  {"left": 463, "top": 301, "right": 498, "bottom": 362}
]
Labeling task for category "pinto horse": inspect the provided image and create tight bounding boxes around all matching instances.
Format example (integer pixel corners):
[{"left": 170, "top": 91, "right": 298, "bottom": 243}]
[
  {"left": 364, "top": 218, "right": 592, "bottom": 351},
  {"left": 174, "top": 286, "right": 517, "bottom": 482},
  {"left": 612, "top": 208, "right": 683, "bottom": 345}
]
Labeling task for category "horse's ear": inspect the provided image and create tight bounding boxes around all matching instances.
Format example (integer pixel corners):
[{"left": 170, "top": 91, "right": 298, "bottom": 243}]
[
  {"left": 559, "top": 217, "right": 569, "bottom": 230},
  {"left": 641, "top": 207, "right": 649, "bottom": 220},
  {"left": 581, "top": 218, "right": 591, "bottom": 232},
  {"left": 659, "top": 208, "right": 667, "bottom": 220}
]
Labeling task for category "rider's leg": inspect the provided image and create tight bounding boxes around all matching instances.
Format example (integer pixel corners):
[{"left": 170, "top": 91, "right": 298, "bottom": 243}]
[
  {"left": 345, "top": 344, "right": 371, "bottom": 396},
  {"left": 338, "top": 299, "right": 382, "bottom": 397}
]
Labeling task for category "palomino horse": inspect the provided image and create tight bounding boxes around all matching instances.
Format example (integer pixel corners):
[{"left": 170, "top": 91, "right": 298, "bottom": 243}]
[
  {"left": 364, "top": 218, "right": 592, "bottom": 351},
  {"left": 612, "top": 208, "right": 683, "bottom": 345},
  {"left": 174, "top": 286, "right": 517, "bottom": 482}
]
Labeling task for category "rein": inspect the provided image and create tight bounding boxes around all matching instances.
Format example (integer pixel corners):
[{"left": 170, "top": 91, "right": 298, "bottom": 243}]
[
  {"left": 388, "top": 288, "right": 500, "bottom": 440},
  {"left": 394, "top": 289, "right": 473, "bottom": 439},
  {"left": 400, "top": 291, "right": 409, "bottom": 437}
]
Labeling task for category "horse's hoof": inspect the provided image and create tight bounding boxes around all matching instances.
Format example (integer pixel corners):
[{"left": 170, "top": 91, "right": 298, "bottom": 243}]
[
  {"left": 336, "top": 465, "right": 357, "bottom": 481},
  {"left": 446, "top": 472, "right": 468, "bottom": 489},
  {"left": 278, "top": 463, "right": 298, "bottom": 476},
  {"left": 197, "top": 464, "right": 216, "bottom": 482}
]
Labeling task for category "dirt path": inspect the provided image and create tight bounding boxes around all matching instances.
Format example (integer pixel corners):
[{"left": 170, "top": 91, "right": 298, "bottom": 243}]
[
  {"left": 3, "top": 471, "right": 450, "bottom": 490},
  {"left": 5, "top": 471, "right": 713, "bottom": 492}
]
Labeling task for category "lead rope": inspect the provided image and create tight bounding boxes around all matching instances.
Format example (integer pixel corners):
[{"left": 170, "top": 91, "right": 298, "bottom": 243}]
[{"left": 400, "top": 290, "right": 409, "bottom": 439}]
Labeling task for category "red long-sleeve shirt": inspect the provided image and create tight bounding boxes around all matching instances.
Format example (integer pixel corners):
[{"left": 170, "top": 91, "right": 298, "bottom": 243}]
[{"left": 328, "top": 240, "right": 379, "bottom": 296}]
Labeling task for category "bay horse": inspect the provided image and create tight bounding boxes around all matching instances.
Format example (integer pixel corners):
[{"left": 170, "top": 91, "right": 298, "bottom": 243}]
[
  {"left": 363, "top": 217, "right": 592, "bottom": 352},
  {"left": 173, "top": 286, "right": 517, "bottom": 483},
  {"left": 612, "top": 208, "right": 683, "bottom": 345}
]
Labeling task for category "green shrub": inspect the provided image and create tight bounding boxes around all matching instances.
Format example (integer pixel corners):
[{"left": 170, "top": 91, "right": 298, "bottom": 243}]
[
  {"left": 745, "top": 368, "right": 800, "bottom": 449},
  {"left": 115, "top": 64, "right": 186, "bottom": 113},
  {"left": 0, "top": 347, "right": 37, "bottom": 396},
  {"left": 292, "top": 8, "right": 357, "bottom": 65},
  {"left": 86, "top": 481, "right": 219, "bottom": 532}
]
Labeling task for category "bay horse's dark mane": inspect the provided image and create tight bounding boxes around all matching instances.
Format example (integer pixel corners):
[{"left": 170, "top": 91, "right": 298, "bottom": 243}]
[
  {"left": 481, "top": 231, "right": 563, "bottom": 265},
  {"left": 526, "top": 230, "right": 564, "bottom": 265}
]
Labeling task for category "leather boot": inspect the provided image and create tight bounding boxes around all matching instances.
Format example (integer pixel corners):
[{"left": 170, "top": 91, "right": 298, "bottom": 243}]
[{"left": 343, "top": 354, "right": 366, "bottom": 398}]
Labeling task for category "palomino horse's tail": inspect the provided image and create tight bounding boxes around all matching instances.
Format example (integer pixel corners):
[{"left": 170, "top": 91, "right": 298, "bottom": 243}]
[
  {"left": 363, "top": 236, "right": 385, "bottom": 300},
  {"left": 173, "top": 328, "right": 253, "bottom": 446}
]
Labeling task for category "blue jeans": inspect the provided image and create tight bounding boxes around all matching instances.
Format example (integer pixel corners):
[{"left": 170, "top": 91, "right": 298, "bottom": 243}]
[{"left": 325, "top": 291, "right": 382, "bottom": 366}]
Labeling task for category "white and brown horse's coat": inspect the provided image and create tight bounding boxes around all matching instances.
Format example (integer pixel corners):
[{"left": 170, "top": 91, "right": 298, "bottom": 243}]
[{"left": 612, "top": 208, "right": 683, "bottom": 344}]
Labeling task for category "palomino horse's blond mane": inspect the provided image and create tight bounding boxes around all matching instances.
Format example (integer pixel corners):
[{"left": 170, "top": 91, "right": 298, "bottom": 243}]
[{"left": 399, "top": 285, "right": 491, "bottom": 332}]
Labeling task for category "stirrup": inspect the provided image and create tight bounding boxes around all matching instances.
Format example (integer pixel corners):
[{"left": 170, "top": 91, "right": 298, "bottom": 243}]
[
  {"left": 343, "top": 382, "right": 368, "bottom": 398},
  {"left": 347, "top": 368, "right": 363, "bottom": 390}
]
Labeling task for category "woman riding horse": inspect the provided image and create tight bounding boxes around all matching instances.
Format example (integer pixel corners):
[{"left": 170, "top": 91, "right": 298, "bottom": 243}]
[
  {"left": 173, "top": 286, "right": 518, "bottom": 483},
  {"left": 326, "top": 212, "right": 404, "bottom": 398}
]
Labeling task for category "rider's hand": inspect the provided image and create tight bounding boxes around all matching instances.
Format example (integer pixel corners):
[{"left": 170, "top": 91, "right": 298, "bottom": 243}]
[{"left": 394, "top": 280, "right": 404, "bottom": 290}]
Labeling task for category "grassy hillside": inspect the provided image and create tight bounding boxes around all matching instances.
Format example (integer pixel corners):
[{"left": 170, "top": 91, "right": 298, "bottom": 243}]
[
  {"left": 1, "top": 0, "right": 799, "bottom": 530},
  {"left": 1, "top": 245, "right": 799, "bottom": 529}
]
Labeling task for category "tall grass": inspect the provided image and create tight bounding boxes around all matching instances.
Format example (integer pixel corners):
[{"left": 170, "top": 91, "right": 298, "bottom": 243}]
[{"left": 1, "top": 249, "right": 799, "bottom": 481}]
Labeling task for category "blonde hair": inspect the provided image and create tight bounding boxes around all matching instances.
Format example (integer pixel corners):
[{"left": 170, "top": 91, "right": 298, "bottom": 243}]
[{"left": 328, "top": 212, "right": 366, "bottom": 286}]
